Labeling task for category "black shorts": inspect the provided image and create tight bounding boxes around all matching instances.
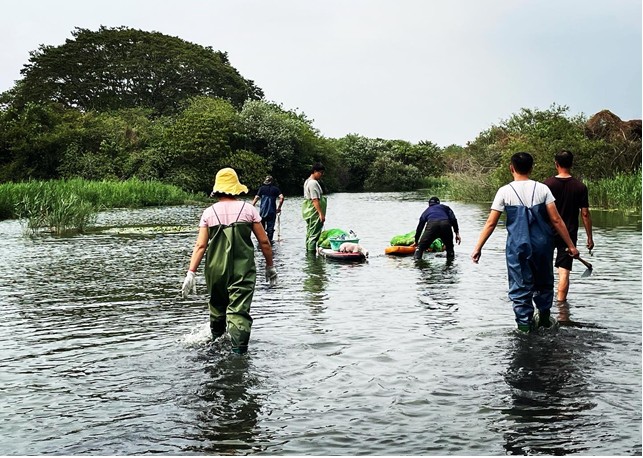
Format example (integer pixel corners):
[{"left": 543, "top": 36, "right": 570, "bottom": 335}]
[{"left": 553, "top": 234, "right": 578, "bottom": 270}]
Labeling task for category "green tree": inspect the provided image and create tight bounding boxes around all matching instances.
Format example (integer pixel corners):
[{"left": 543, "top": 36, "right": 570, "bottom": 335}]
[
  {"left": 239, "top": 100, "right": 328, "bottom": 194},
  {"left": 464, "top": 104, "right": 613, "bottom": 183},
  {"left": 389, "top": 139, "right": 445, "bottom": 178},
  {"left": 333, "top": 134, "right": 385, "bottom": 191},
  {"left": 161, "top": 96, "right": 241, "bottom": 193},
  {"left": 0, "top": 102, "right": 78, "bottom": 181},
  {"left": 58, "top": 108, "right": 156, "bottom": 181},
  {"left": 4, "top": 26, "right": 263, "bottom": 116},
  {"left": 364, "top": 154, "right": 423, "bottom": 191}
]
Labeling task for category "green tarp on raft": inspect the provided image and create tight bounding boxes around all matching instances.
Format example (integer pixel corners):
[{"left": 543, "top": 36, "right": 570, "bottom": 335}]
[
  {"left": 390, "top": 231, "right": 444, "bottom": 252},
  {"left": 318, "top": 228, "right": 348, "bottom": 249}
]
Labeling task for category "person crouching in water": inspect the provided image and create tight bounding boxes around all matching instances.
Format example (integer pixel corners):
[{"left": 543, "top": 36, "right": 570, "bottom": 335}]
[
  {"left": 414, "top": 196, "right": 461, "bottom": 260},
  {"left": 181, "top": 167, "right": 278, "bottom": 354}
]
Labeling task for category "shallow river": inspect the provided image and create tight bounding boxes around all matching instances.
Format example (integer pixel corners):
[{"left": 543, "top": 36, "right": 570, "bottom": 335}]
[{"left": 0, "top": 192, "right": 640, "bottom": 455}]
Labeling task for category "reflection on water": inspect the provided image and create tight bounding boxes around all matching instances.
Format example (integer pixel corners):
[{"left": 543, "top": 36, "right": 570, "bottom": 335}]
[
  {"left": 502, "top": 331, "right": 600, "bottom": 455},
  {"left": 0, "top": 197, "right": 640, "bottom": 455},
  {"left": 555, "top": 300, "right": 602, "bottom": 329},
  {"left": 303, "top": 252, "right": 328, "bottom": 310},
  {"left": 187, "top": 347, "right": 262, "bottom": 454},
  {"left": 415, "top": 255, "right": 460, "bottom": 328}
]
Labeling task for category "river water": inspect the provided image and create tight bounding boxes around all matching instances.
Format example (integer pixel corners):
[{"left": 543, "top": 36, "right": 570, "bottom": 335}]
[{"left": 0, "top": 192, "right": 640, "bottom": 455}]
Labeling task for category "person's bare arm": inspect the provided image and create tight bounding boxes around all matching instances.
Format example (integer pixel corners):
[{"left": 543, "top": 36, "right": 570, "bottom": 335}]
[
  {"left": 251, "top": 196, "right": 259, "bottom": 206},
  {"left": 312, "top": 198, "right": 325, "bottom": 222},
  {"left": 581, "top": 207, "right": 594, "bottom": 250},
  {"left": 252, "top": 222, "right": 274, "bottom": 266},
  {"left": 471, "top": 210, "right": 501, "bottom": 263},
  {"left": 546, "top": 203, "right": 579, "bottom": 257},
  {"left": 187, "top": 226, "right": 209, "bottom": 272},
  {"left": 277, "top": 194, "right": 284, "bottom": 213}
]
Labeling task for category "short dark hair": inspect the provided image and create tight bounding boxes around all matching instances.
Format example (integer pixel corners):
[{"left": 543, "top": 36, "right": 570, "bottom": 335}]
[
  {"left": 555, "top": 150, "right": 574, "bottom": 169},
  {"left": 311, "top": 162, "right": 325, "bottom": 173},
  {"left": 511, "top": 152, "right": 534, "bottom": 174}
]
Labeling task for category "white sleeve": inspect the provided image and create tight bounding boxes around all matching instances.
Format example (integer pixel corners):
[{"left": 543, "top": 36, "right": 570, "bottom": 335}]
[{"left": 490, "top": 187, "right": 506, "bottom": 213}]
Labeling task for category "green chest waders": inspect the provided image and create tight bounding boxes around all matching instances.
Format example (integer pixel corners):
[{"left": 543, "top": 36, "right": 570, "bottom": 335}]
[
  {"left": 302, "top": 196, "right": 327, "bottom": 252},
  {"left": 204, "top": 205, "right": 256, "bottom": 354}
]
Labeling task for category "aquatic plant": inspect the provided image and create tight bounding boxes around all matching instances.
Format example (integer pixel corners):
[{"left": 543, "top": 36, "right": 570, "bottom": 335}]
[
  {"left": 445, "top": 172, "right": 498, "bottom": 203},
  {"left": 0, "top": 178, "right": 206, "bottom": 228},
  {"left": 587, "top": 170, "right": 642, "bottom": 211},
  {"left": 14, "top": 182, "right": 97, "bottom": 235}
]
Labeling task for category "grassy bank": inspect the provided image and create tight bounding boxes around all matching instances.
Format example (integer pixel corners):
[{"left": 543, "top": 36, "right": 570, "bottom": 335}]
[
  {"left": 444, "top": 171, "right": 641, "bottom": 211},
  {"left": 586, "top": 171, "right": 642, "bottom": 211},
  {"left": 0, "top": 178, "right": 207, "bottom": 234}
]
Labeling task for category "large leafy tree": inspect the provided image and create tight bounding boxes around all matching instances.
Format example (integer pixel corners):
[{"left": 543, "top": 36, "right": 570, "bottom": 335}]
[
  {"left": 161, "top": 96, "right": 242, "bottom": 193},
  {"left": 4, "top": 26, "right": 263, "bottom": 116},
  {"left": 0, "top": 102, "right": 80, "bottom": 181},
  {"left": 332, "top": 135, "right": 385, "bottom": 191},
  {"left": 239, "top": 100, "right": 328, "bottom": 195}
]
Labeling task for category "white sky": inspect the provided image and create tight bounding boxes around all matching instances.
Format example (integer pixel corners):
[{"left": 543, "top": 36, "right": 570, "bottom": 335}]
[{"left": 1, "top": 0, "right": 641, "bottom": 146}]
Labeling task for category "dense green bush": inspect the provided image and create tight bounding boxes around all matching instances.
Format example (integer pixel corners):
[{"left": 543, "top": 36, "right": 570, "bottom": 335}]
[{"left": 364, "top": 155, "right": 423, "bottom": 191}]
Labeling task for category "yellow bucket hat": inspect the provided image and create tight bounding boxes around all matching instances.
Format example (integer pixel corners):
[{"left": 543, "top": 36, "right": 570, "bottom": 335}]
[{"left": 211, "top": 168, "right": 248, "bottom": 195}]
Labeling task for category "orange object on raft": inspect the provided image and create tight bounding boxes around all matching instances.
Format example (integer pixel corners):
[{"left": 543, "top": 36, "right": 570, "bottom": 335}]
[{"left": 384, "top": 245, "right": 445, "bottom": 256}]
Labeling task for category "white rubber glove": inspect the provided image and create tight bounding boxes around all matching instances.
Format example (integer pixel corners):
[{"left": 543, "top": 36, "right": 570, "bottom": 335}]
[
  {"left": 181, "top": 271, "right": 197, "bottom": 298},
  {"left": 265, "top": 266, "right": 278, "bottom": 288}
]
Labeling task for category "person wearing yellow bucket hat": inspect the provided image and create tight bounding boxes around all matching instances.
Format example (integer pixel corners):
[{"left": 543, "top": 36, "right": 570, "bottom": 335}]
[{"left": 181, "top": 167, "right": 277, "bottom": 354}]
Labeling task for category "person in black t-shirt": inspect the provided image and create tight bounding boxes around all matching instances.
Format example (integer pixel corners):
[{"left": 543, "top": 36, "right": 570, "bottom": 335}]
[
  {"left": 544, "top": 150, "right": 594, "bottom": 302},
  {"left": 252, "top": 175, "right": 284, "bottom": 243}
]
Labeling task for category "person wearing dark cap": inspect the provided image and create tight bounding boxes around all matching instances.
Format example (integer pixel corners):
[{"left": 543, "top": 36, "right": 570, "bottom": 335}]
[
  {"left": 414, "top": 196, "right": 461, "bottom": 260},
  {"left": 252, "top": 175, "right": 284, "bottom": 243}
]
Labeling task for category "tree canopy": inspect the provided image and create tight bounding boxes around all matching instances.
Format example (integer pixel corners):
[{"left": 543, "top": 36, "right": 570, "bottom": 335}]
[
  {"left": 3, "top": 26, "right": 263, "bottom": 116},
  {"left": 0, "top": 28, "right": 639, "bottom": 202}
]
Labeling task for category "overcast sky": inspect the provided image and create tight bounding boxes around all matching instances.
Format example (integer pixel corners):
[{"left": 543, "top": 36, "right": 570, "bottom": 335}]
[{"left": 1, "top": 0, "right": 640, "bottom": 146}]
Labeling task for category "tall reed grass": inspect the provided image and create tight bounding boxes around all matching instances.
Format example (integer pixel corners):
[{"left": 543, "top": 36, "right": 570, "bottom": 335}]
[
  {"left": 444, "top": 172, "right": 499, "bottom": 203},
  {"left": 586, "top": 170, "right": 642, "bottom": 211},
  {"left": 418, "top": 177, "right": 451, "bottom": 198},
  {"left": 0, "top": 178, "right": 204, "bottom": 234}
]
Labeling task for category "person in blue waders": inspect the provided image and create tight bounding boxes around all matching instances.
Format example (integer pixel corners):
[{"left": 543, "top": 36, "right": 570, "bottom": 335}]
[
  {"left": 181, "top": 168, "right": 278, "bottom": 354},
  {"left": 251, "top": 175, "right": 284, "bottom": 244},
  {"left": 471, "top": 152, "right": 579, "bottom": 333}
]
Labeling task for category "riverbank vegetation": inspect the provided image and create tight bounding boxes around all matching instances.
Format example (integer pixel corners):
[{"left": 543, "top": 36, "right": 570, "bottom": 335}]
[
  {"left": 0, "top": 178, "right": 202, "bottom": 233},
  {"left": 0, "top": 26, "right": 640, "bottom": 232}
]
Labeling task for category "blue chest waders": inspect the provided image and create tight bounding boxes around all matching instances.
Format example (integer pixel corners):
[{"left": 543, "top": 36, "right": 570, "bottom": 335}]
[{"left": 504, "top": 183, "right": 554, "bottom": 327}]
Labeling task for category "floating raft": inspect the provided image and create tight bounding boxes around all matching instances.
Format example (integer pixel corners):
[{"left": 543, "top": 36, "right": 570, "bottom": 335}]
[
  {"left": 317, "top": 247, "right": 367, "bottom": 263},
  {"left": 384, "top": 245, "right": 416, "bottom": 256},
  {"left": 384, "top": 245, "right": 446, "bottom": 257}
]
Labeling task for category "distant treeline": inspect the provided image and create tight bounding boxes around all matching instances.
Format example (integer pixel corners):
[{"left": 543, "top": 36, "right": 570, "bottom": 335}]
[{"left": 0, "top": 26, "right": 640, "bottom": 209}]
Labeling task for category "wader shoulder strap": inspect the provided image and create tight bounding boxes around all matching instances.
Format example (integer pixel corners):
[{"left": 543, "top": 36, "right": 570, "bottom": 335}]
[
  {"left": 508, "top": 184, "right": 526, "bottom": 207},
  {"left": 235, "top": 202, "right": 246, "bottom": 223},
  {"left": 508, "top": 182, "right": 538, "bottom": 208},
  {"left": 211, "top": 201, "right": 246, "bottom": 226},
  {"left": 211, "top": 205, "right": 222, "bottom": 225}
]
